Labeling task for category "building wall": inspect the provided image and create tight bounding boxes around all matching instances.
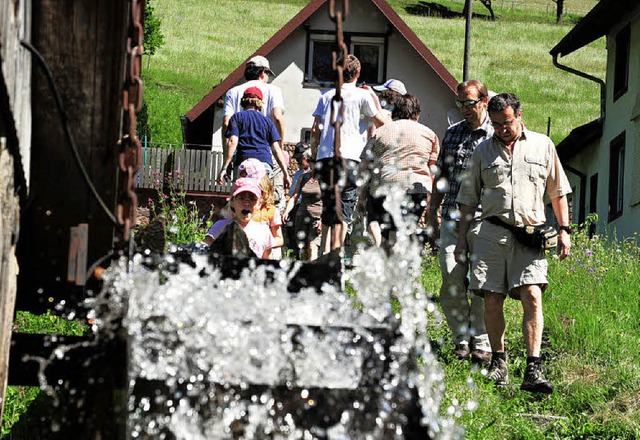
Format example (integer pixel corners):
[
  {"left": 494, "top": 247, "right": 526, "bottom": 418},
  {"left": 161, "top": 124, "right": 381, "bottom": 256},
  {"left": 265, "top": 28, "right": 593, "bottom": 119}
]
[
  {"left": 564, "top": 138, "right": 600, "bottom": 224},
  {"left": 594, "top": 7, "right": 640, "bottom": 238},
  {"left": 210, "top": 0, "right": 455, "bottom": 149}
]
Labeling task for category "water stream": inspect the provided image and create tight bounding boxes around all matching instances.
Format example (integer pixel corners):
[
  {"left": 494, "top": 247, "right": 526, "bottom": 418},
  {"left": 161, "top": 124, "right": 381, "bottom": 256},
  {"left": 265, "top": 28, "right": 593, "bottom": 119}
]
[{"left": 83, "top": 188, "right": 464, "bottom": 439}]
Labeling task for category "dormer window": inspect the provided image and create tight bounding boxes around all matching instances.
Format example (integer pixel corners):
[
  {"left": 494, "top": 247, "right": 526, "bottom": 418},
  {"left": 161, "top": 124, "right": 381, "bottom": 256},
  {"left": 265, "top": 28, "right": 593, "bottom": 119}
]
[{"left": 305, "top": 32, "right": 386, "bottom": 86}]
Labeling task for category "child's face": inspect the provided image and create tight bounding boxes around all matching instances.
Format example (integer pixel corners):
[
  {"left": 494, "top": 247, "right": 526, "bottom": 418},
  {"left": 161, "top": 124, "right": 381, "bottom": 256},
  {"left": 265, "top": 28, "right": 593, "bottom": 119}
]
[{"left": 232, "top": 192, "right": 259, "bottom": 224}]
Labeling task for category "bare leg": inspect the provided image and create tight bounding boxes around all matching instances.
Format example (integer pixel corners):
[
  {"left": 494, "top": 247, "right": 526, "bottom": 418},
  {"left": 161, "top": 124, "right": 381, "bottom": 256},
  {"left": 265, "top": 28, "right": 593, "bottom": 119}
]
[
  {"left": 368, "top": 220, "right": 382, "bottom": 247},
  {"left": 516, "top": 284, "right": 544, "bottom": 357},
  {"left": 320, "top": 224, "right": 330, "bottom": 257},
  {"left": 330, "top": 222, "right": 345, "bottom": 251},
  {"left": 483, "top": 291, "right": 506, "bottom": 352}
]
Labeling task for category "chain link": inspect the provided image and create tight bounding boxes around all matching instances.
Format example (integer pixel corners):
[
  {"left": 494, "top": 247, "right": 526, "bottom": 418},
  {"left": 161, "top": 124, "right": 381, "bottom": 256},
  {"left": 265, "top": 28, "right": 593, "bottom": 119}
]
[
  {"left": 116, "top": 0, "right": 145, "bottom": 243},
  {"left": 328, "top": 0, "right": 349, "bottom": 223}
]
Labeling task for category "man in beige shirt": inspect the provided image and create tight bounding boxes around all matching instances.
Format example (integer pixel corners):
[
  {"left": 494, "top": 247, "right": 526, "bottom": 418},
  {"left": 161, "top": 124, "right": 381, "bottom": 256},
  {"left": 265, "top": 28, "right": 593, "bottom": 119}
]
[{"left": 455, "top": 93, "right": 572, "bottom": 394}]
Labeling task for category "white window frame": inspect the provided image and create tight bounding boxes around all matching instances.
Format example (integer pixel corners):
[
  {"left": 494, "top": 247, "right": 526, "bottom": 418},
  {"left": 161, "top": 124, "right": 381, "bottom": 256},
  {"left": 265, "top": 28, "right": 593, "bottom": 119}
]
[
  {"left": 307, "top": 33, "right": 337, "bottom": 86},
  {"left": 349, "top": 36, "right": 385, "bottom": 84},
  {"left": 306, "top": 33, "right": 386, "bottom": 86}
]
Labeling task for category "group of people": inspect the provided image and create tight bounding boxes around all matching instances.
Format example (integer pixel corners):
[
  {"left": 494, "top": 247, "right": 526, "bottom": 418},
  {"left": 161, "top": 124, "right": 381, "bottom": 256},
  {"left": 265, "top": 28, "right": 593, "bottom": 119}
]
[{"left": 203, "top": 53, "right": 573, "bottom": 395}]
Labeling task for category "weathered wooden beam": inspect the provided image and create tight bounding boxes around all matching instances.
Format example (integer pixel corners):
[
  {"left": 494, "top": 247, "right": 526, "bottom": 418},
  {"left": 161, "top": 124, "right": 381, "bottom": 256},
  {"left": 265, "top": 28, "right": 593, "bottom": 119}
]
[
  {"left": 1, "top": 0, "right": 32, "bottom": 425},
  {"left": 16, "top": 0, "right": 128, "bottom": 313}
]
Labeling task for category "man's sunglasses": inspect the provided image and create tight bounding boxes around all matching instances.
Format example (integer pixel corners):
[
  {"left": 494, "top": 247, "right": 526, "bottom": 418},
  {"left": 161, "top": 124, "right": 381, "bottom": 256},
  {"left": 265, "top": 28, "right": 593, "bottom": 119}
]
[{"left": 455, "top": 98, "right": 482, "bottom": 109}]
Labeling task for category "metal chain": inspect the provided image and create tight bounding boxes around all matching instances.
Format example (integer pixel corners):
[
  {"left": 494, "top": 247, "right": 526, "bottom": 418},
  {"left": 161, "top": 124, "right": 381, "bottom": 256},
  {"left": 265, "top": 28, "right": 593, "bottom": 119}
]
[
  {"left": 328, "top": 0, "right": 349, "bottom": 223},
  {"left": 116, "top": 0, "right": 145, "bottom": 243}
]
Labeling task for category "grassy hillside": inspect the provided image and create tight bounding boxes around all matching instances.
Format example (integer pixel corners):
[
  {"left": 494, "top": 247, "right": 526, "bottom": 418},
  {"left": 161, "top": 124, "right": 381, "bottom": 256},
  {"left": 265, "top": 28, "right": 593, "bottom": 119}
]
[{"left": 144, "top": 0, "right": 604, "bottom": 146}]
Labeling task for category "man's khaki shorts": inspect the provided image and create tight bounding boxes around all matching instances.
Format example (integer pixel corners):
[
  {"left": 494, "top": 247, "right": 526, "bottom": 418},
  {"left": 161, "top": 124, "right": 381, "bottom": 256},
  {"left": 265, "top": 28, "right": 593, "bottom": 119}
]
[{"left": 470, "top": 220, "right": 548, "bottom": 299}]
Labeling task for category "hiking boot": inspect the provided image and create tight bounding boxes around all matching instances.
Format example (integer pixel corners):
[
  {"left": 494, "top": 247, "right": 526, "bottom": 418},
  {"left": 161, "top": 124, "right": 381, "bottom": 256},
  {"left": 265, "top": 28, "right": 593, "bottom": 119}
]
[
  {"left": 487, "top": 357, "right": 509, "bottom": 386},
  {"left": 453, "top": 343, "right": 470, "bottom": 361},
  {"left": 471, "top": 349, "right": 491, "bottom": 366},
  {"left": 521, "top": 362, "right": 554, "bottom": 394}
]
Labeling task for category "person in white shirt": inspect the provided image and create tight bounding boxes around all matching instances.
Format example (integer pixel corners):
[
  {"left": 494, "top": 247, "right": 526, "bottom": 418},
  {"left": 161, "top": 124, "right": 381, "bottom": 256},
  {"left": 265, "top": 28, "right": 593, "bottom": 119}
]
[{"left": 310, "top": 54, "right": 386, "bottom": 252}]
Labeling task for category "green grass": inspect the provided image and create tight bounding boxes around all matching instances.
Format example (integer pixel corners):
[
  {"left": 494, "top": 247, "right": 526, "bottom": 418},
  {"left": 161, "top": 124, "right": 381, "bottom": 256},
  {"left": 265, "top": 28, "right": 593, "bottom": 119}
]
[
  {"left": 143, "top": 0, "right": 604, "bottom": 146},
  {"left": 143, "top": 0, "right": 308, "bottom": 144},
  {"left": 2, "top": 312, "right": 88, "bottom": 437},
  {"left": 422, "top": 219, "right": 640, "bottom": 438}
]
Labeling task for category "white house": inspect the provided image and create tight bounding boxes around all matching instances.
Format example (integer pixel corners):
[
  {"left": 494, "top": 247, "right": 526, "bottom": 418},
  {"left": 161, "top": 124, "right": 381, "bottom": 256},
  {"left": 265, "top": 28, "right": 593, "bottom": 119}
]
[
  {"left": 181, "top": 0, "right": 458, "bottom": 150},
  {"left": 550, "top": 0, "right": 640, "bottom": 239}
]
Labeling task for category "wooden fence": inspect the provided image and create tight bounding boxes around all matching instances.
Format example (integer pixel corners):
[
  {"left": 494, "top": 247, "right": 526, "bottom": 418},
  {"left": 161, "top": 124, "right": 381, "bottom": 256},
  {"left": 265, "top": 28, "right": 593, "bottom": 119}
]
[{"left": 138, "top": 147, "right": 232, "bottom": 194}]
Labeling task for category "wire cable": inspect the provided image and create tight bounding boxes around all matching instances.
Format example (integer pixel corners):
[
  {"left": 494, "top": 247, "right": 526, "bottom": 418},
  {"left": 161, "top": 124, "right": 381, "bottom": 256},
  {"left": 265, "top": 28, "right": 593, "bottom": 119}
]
[{"left": 20, "top": 40, "right": 119, "bottom": 226}]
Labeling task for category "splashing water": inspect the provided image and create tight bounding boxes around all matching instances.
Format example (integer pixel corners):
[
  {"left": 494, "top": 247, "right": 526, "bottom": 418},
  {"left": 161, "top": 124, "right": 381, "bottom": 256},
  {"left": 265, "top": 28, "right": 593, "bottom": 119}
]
[{"left": 85, "top": 185, "right": 463, "bottom": 439}]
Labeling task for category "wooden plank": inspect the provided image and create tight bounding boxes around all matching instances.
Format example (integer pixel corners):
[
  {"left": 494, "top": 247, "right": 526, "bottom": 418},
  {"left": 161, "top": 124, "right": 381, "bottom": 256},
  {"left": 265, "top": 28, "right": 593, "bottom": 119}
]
[
  {"left": 193, "top": 150, "right": 209, "bottom": 191},
  {"left": 67, "top": 226, "right": 79, "bottom": 282},
  {"left": 161, "top": 148, "right": 169, "bottom": 190},
  {"left": 74, "top": 223, "right": 88, "bottom": 286},
  {"left": 191, "top": 150, "right": 200, "bottom": 191},
  {"left": 0, "top": 142, "right": 20, "bottom": 430},
  {"left": 187, "top": 149, "right": 196, "bottom": 191},
  {"left": 202, "top": 151, "right": 212, "bottom": 192},
  {"left": 133, "top": 147, "right": 237, "bottom": 195},
  {"left": 17, "top": 0, "right": 128, "bottom": 314}
]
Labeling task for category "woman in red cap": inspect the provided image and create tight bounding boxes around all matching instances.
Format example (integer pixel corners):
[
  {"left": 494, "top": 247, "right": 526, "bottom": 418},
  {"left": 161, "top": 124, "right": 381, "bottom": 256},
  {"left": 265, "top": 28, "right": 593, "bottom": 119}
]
[{"left": 217, "top": 86, "right": 291, "bottom": 189}]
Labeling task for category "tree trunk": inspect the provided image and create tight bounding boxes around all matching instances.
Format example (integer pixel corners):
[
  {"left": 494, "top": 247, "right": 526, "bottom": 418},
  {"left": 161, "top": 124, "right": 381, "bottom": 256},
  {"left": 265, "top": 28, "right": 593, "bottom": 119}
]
[
  {"left": 479, "top": 0, "right": 496, "bottom": 20},
  {"left": 556, "top": 0, "right": 564, "bottom": 24}
]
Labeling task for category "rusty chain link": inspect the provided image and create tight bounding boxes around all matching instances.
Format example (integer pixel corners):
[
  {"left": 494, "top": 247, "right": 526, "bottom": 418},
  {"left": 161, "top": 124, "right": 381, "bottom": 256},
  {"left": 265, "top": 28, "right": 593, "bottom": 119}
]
[
  {"left": 116, "top": 0, "right": 145, "bottom": 243},
  {"left": 328, "top": 0, "right": 349, "bottom": 224}
]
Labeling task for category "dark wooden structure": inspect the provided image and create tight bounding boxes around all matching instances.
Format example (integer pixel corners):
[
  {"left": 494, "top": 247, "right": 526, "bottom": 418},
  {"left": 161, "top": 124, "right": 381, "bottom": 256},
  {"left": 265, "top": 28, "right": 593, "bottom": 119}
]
[
  {"left": 0, "top": 0, "right": 32, "bottom": 427},
  {"left": 16, "top": 0, "right": 128, "bottom": 314},
  {"left": 2, "top": 1, "right": 135, "bottom": 438}
]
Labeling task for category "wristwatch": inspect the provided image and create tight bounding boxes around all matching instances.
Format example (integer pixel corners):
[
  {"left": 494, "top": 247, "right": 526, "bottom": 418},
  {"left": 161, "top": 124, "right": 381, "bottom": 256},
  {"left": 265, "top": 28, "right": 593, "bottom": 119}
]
[{"left": 559, "top": 225, "right": 572, "bottom": 234}]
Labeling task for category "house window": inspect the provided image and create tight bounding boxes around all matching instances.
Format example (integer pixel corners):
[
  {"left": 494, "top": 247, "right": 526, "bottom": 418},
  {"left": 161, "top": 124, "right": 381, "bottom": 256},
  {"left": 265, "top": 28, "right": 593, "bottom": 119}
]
[
  {"left": 589, "top": 173, "right": 598, "bottom": 214},
  {"left": 608, "top": 132, "right": 625, "bottom": 221},
  {"left": 300, "top": 128, "right": 312, "bottom": 144},
  {"left": 613, "top": 25, "right": 630, "bottom": 101},
  {"left": 632, "top": 123, "right": 640, "bottom": 206},
  {"left": 306, "top": 32, "right": 386, "bottom": 86},
  {"left": 350, "top": 36, "right": 385, "bottom": 84}
]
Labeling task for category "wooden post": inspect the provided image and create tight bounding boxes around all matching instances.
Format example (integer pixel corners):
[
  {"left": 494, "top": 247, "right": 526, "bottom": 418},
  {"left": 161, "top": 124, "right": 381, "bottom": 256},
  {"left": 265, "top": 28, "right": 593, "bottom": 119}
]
[
  {"left": 0, "top": 0, "right": 32, "bottom": 424},
  {"left": 0, "top": 138, "right": 20, "bottom": 430},
  {"left": 17, "top": 0, "right": 128, "bottom": 313}
]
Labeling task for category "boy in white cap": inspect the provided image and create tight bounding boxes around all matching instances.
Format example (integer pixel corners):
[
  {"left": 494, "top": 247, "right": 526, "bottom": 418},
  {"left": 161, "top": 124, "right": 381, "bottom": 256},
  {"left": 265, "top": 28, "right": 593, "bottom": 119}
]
[
  {"left": 222, "top": 55, "right": 285, "bottom": 152},
  {"left": 372, "top": 79, "right": 408, "bottom": 120}
]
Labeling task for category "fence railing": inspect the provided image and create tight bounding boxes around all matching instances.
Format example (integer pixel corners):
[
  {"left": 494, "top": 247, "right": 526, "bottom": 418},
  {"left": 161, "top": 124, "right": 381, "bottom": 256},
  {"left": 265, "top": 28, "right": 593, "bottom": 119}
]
[{"left": 137, "top": 147, "right": 232, "bottom": 194}]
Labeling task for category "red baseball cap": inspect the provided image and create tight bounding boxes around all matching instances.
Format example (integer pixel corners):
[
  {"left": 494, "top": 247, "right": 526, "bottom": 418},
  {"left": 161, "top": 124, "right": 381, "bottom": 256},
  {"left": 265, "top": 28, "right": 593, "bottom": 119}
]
[{"left": 243, "top": 86, "right": 263, "bottom": 101}]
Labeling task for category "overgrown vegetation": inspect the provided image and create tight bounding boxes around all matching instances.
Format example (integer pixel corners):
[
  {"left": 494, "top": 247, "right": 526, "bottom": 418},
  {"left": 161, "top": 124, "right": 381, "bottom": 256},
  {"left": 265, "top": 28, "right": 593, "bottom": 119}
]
[
  {"left": 422, "top": 215, "right": 640, "bottom": 438},
  {"left": 142, "top": 170, "right": 214, "bottom": 246}
]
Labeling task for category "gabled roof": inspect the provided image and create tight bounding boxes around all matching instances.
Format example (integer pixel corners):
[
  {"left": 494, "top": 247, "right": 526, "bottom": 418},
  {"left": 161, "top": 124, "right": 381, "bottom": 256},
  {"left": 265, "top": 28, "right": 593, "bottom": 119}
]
[
  {"left": 550, "top": 0, "right": 639, "bottom": 58},
  {"left": 185, "top": 0, "right": 457, "bottom": 122}
]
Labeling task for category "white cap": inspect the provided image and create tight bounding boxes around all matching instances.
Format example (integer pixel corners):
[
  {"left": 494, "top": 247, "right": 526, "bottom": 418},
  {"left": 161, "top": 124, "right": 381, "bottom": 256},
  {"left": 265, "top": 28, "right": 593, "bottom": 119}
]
[
  {"left": 247, "top": 55, "right": 275, "bottom": 76},
  {"left": 373, "top": 79, "right": 407, "bottom": 95}
]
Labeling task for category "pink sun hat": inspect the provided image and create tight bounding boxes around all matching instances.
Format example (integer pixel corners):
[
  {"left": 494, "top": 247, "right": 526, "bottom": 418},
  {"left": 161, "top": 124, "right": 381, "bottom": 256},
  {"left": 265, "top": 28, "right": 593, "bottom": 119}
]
[
  {"left": 238, "top": 158, "right": 267, "bottom": 181},
  {"left": 231, "top": 177, "right": 262, "bottom": 199}
]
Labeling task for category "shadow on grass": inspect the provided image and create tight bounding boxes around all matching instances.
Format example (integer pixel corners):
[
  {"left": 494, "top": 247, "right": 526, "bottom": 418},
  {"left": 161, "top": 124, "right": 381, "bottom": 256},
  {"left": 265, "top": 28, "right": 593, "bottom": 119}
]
[{"left": 405, "top": 1, "right": 493, "bottom": 20}]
